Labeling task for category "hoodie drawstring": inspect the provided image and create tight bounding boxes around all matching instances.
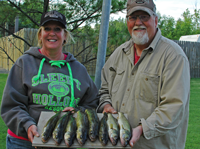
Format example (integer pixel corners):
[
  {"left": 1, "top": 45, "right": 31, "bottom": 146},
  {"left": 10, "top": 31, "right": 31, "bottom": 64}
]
[
  {"left": 67, "top": 62, "right": 76, "bottom": 108},
  {"left": 49, "top": 60, "right": 66, "bottom": 68},
  {"left": 34, "top": 58, "right": 76, "bottom": 108},
  {"left": 34, "top": 58, "right": 46, "bottom": 82}
]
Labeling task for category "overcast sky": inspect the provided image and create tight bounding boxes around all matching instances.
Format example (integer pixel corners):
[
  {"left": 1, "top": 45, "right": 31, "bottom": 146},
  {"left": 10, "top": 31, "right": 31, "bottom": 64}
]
[{"left": 111, "top": 0, "right": 199, "bottom": 21}]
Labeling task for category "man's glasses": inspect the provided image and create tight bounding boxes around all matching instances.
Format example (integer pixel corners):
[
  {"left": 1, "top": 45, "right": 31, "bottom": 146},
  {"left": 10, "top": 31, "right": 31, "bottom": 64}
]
[{"left": 127, "top": 15, "right": 150, "bottom": 22}]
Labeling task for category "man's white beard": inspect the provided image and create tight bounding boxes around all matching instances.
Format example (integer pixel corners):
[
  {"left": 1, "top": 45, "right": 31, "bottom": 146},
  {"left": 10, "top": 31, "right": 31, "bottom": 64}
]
[{"left": 132, "top": 26, "right": 149, "bottom": 45}]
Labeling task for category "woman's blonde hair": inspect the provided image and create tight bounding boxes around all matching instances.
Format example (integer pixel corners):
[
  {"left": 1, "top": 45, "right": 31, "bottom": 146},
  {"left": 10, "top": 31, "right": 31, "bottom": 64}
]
[{"left": 37, "top": 26, "right": 74, "bottom": 47}]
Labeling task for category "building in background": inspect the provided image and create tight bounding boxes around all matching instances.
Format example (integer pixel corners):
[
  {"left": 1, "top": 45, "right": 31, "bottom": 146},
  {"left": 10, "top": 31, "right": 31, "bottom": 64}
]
[{"left": 179, "top": 34, "right": 200, "bottom": 42}]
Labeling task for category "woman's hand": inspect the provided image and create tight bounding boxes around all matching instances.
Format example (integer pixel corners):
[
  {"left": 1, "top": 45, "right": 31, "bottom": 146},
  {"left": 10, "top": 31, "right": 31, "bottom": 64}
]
[
  {"left": 103, "top": 104, "right": 117, "bottom": 114},
  {"left": 27, "top": 125, "right": 40, "bottom": 143},
  {"left": 63, "top": 107, "right": 75, "bottom": 113}
]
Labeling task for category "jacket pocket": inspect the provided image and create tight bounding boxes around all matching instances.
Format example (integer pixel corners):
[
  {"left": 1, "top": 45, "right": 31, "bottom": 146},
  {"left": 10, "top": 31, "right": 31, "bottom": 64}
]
[
  {"left": 111, "top": 67, "right": 125, "bottom": 93},
  {"left": 137, "top": 72, "right": 159, "bottom": 103}
]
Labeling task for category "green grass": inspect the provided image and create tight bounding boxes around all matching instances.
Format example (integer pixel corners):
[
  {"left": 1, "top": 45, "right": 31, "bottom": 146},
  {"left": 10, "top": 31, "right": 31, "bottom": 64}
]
[
  {"left": 185, "top": 78, "right": 200, "bottom": 149},
  {"left": 0, "top": 74, "right": 200, "bottom": 148},
  {"left": 0, "top": 74, "right": 8, "bottom": 149},
  {"left": 90, "top": 75, "right": 95, "bottom": 82}
]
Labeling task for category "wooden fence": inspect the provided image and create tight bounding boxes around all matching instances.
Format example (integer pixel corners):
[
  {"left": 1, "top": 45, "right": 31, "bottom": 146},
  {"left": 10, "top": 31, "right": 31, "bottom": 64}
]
[
  {"left": 174, "top": 40, "right": 200, "bottom": 78},
  {"left": 0, "top": 28, "right": 38, "bottom": 70},
  {"left": 0, "top": 28, "right": 97, "bottom": 76},
  {"left": 0, "top": 28, "right": 200, "bottom": 78}
]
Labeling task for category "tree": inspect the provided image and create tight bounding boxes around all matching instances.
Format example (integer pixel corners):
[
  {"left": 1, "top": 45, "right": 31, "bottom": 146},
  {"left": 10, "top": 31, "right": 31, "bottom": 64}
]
[
  {"left": 64, "top": 17, "right": 130, "bottom": 65},
  {"left": 158, "top": 14, "right": 176, "bottom": 40},
  {"left": 157, "top": 7, "right": 200, "bottom": 40},
  {"left": 173, "top": 9, "right": 196, "bottom": 40},
  {"left": 0, "top": 0, "right": 127, "bottom": 67},
  {"left": 193, "top": 8, "right": 200, "bottom": 33},
  {"left": 107, "top": 17, "right": 130, "bottom": 55},
  {"left": 1, "top": 0, "right": 127, "bottom": 32}
]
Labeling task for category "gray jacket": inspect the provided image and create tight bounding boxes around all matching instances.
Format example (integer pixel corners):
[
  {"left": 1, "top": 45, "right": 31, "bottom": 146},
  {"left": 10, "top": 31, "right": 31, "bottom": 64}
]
[
  {"left": 1, "top": 47, "right": 98, "bottom": 139},
  {"left": 97, "top": 29, "right": 190, "bottom": 149}
]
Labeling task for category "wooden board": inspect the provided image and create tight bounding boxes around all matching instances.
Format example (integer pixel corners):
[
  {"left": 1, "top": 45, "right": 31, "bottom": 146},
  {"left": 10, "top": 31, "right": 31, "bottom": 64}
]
[{"left": 32, "top": 111, "right": 130, "bottom": 148}]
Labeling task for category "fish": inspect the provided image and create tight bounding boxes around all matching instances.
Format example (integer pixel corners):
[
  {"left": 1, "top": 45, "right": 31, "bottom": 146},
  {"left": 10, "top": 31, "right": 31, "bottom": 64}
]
[
  {"left": 75, "top": 108, "right": 88, "bottom": 146},
  {"left": 98, "top": 112, "right": 109, "bottom": 146},
  {"left": 85, "top": 108, "right": 99, "bottom": 142},
  {"left": 52, "top": 111, "right": 71, "bottom": 145},
  {"left": 117, "top": 112, "right": 132, "bottom": 147},
  {"left": 106, "top": 113, "right": 119, "bottom": 146},
  {"left": 41, "top": 110, "right": 61, "bottom": 143},
  {"left": 64, "top": 114, "right": 76, "bottom": 147}
]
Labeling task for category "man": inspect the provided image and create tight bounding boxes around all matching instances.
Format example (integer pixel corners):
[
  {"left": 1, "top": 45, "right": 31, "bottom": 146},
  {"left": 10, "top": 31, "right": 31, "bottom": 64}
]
[{"left": 96, "top": 0, "right": 190, "bottom": 148}]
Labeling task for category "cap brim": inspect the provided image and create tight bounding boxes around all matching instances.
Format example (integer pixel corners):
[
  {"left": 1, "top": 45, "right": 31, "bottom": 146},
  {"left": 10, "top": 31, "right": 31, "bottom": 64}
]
[
  {"left": 127, "top": 6, "right": 154, "bottom": 16},
  {"left": 40, "top": 19, "right": 66, "bottom": 28}
]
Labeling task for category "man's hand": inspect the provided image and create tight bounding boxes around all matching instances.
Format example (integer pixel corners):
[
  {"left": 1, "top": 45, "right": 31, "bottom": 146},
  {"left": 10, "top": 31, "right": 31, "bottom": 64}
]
[
  {"left": 129, "top": 125, "right": 143, "bottom": 147},
  {"left": 27, "top": 125, "right": 39, "bottom": 143},
  {"left": 103, "top": 104, "right": 117, "bottom": 114}
]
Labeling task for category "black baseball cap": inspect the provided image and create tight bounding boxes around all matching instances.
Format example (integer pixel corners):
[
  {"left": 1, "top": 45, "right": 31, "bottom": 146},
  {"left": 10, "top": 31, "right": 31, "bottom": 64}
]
[{"left": 40, "top": 10, "right": 67, "bottom": 28}]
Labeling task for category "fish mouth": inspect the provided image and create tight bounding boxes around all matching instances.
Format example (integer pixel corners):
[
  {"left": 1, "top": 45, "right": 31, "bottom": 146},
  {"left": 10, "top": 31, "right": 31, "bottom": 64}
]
[
  {"left": 41, "top": 136, "right": 49, "bottom": 143},
  {"left": 120, "top": 139, "right": 128, "bottom": 147},
  {"left": 110, "top": 137, "right": 118, "bottom": 146},
  {"left": 101, "top": 140, "right": 108, "bottom": 146},
  {"left": 41, "top": 138, "right": 48, "bottom": 143},
  {"left": 54, "top": 139, "right": 62, "bottom": 146},
  {"left": 64, "top": 142, "right": 71, "bottom": 148},
  {"left": 64, "top": 138, "right": 73, "bottom": 147},
  {"left": 89, "top": 135, "right": 96, "bottom": 142},
  {"left": 77, "top": 140, "right": 84, "bottom": 146}
]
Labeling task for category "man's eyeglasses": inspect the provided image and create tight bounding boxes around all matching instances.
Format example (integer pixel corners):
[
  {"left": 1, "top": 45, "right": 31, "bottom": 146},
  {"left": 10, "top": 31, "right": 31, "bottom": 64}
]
[{"left": 127, "top": 15, "right": 150, "bottom": 22}]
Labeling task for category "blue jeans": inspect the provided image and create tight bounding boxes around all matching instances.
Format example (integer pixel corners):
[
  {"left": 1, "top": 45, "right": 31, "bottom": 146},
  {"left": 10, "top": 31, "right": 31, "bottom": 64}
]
[
  {"left": 6, "top": 134, "right": 35, "bottom": 149},
  {"left": 6, "top": 134, "right": 74, "bottom": 149}
]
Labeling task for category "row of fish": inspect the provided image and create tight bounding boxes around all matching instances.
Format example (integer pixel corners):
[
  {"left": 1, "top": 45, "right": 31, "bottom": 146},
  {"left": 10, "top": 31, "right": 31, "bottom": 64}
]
[{"left": 41, "top": 108, "right": 132, "bottom": 147}]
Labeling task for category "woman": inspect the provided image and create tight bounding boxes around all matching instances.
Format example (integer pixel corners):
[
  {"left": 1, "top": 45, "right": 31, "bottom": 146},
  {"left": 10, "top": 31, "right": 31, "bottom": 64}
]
[{"left": 1, "top": 10, "right": 99, "bottom": 149}]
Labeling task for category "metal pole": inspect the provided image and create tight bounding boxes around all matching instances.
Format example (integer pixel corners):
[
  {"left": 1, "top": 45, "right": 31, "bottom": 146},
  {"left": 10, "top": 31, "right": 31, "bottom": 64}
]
[
  {"left": 94, "top": 0, "right": 111, "bottom": 90},
  {"left": 15, "top": 15, "right": 19, "bottom": 33},
  {"left": 5, "top": 22, "right": 9, "bottom": 36}
]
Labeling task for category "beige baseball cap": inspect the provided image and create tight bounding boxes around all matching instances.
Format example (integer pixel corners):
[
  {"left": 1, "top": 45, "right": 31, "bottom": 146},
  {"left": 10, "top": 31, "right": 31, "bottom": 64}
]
[{"left": 127, "top": 0, "right": 156, "bottom": 16}]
